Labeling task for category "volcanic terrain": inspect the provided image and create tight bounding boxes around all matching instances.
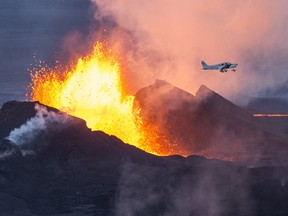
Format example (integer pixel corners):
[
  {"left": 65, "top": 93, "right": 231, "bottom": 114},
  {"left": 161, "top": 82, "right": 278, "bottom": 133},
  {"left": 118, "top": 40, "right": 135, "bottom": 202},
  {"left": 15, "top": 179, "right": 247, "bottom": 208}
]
[
  {"left": 135, "top": 80, "right": 288, "bottom": 165},
  {"left": 0, "top": 81, "right": 288, "bottom": 215}
]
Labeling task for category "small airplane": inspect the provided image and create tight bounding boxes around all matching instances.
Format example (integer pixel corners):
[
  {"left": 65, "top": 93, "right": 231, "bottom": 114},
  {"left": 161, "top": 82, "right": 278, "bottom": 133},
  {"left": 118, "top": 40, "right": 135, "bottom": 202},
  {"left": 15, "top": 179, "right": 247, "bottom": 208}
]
[{"left": 201, "top": 61, "right": 238, "bottom": 73}]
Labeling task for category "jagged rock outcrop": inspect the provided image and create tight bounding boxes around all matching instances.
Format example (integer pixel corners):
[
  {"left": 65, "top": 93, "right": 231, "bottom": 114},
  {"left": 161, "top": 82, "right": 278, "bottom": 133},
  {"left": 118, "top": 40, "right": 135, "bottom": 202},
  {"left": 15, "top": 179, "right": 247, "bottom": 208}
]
[{"left": 134, "top": 80, "right": 288, "bottom": 164}]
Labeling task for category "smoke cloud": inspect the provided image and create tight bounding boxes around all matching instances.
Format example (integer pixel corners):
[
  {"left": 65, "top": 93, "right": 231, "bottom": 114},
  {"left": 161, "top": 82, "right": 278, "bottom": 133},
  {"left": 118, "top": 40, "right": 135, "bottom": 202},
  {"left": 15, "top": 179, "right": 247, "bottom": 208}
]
[
  {"left": 8, "top": 104, "right": 71, "bottom": 146},
  {"left": 91, "top": 0, "right": 288, "bottom": 104},
  {"left": 115, "top": 162, "right": 252, "bottom": 216}
]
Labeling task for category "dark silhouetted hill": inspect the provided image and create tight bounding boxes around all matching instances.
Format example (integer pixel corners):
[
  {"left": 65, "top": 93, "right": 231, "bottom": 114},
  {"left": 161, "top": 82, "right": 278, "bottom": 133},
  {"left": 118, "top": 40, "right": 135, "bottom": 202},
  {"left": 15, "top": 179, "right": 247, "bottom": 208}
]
[
  {"left": 134, "top": 80, "right": 288, "bottom": 165},
  {"left": 0, "top": 98, "right": 288, "bottom": 215}
]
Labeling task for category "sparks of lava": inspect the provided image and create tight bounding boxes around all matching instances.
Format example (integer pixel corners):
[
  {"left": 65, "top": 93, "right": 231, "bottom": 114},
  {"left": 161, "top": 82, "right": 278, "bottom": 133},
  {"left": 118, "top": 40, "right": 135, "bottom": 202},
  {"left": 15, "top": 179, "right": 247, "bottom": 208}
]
[{"left": 28, "top": 42, "right": 173, "bottom": 156}]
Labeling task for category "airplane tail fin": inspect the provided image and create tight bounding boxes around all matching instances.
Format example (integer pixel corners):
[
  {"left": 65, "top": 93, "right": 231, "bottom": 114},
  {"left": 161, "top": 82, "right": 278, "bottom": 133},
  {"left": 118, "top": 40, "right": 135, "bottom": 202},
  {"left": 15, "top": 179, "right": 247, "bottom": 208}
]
[{"left": 201, "top": 61, "right": 208, "bottom": 69}]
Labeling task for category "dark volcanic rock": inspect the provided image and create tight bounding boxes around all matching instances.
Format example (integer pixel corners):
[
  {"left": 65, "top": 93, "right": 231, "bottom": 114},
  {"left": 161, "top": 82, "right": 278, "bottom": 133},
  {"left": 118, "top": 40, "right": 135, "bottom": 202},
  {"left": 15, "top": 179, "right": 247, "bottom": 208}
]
[
  {"left": 0, "top": 100, "right": 288, "bottom": 215},
  {"left": 0, "top": 192, "right": 32, "bottom": 216},
  {"left": 0, "top": 100, "right": 160, "bottom": 215},
  {"left": 0, "top": 101, "right": 64, "bottom": 139},
  {"left": 0, "top": 139, "right": 23, "bottom": 161},
  {"left": 0, "top": 100, "right": 158, "bottom": 163},
  {"left": 134, "top": 80, "right": 288, "bottom": 165}
]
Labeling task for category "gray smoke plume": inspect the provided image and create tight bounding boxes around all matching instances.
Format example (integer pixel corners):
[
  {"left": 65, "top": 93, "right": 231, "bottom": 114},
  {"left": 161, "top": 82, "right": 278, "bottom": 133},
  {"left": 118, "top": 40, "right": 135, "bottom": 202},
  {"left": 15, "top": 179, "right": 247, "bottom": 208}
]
[{"left": 115, "top": 162, "right": 252, "bottom": 216}]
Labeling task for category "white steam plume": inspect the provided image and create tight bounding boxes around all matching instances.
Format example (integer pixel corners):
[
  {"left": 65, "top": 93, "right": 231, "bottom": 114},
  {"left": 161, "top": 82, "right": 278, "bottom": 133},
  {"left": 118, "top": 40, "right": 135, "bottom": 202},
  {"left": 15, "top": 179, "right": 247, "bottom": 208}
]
[{"left": 8, "top": 104, "right": 71, "bottom": 145}]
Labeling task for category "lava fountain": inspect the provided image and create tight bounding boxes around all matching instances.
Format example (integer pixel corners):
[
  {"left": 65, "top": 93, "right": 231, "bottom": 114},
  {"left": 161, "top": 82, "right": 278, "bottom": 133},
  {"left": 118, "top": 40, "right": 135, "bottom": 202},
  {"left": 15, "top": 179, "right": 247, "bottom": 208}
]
[{"left": 28, "top": 42, "right": 172, "bottom": 155}]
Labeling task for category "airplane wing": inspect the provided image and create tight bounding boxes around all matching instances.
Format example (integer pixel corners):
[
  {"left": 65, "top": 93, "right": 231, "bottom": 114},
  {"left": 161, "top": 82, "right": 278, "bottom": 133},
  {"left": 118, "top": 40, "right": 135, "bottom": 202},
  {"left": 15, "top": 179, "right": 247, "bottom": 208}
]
[
  {"left": 220, "top": 67, "right": 227, "bottom": 72},
  {"left": 219, "top": 63, "right": 231, "bottom": 72}
]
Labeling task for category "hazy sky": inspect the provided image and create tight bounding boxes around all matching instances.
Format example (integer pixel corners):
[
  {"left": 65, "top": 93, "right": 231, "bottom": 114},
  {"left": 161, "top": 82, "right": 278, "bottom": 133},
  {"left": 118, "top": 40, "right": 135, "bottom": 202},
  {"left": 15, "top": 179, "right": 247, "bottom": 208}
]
[
  {"left": 1, "top": 0, "right": 288, "bottom": 106},
  {"left": 92, "top": 0, "right": 288, "bottom": 104},
  {"left": 0, "top": 0, "right": 91, "bottom": 106}
]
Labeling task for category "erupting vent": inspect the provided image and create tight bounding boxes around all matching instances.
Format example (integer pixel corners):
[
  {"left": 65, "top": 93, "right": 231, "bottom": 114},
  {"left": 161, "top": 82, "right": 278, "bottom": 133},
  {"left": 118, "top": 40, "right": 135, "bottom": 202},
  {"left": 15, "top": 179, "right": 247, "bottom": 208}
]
[{"left": 28, "top": 42, "right": 172, "bottom": 156}]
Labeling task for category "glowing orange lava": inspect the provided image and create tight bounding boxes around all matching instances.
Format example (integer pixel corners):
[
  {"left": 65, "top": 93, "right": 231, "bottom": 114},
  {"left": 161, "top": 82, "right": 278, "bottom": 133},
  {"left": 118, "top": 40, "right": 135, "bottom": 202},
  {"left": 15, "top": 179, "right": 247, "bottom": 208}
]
[
  {"left": 28, "top": 42, "right": 172, "bottom": 155},
  {"left": 254, "top": 114, "right": 288, "bottom": 117}
]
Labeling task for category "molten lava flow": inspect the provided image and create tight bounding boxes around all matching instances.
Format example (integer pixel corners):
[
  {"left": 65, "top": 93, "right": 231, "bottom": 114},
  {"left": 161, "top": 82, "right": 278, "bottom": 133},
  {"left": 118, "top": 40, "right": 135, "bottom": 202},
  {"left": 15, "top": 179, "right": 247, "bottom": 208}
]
[
  {"left": 29, "top": 42, "right": 173, "bottom": 155},
  {"left": 254, "top": 114, "right": 288, "bottom": 117}
]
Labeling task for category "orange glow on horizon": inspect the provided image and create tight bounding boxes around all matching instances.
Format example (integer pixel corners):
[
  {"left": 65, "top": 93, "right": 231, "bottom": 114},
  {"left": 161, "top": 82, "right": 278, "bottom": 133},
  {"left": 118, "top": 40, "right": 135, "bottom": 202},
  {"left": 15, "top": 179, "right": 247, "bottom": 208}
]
[{"left": 253, "top": 114, "right": 288, "bottom": 117}]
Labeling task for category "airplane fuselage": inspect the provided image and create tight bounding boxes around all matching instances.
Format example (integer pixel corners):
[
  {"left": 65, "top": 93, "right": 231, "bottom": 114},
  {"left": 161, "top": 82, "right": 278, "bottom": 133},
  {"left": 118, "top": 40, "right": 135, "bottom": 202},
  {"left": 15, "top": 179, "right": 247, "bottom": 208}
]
[{"left": 201, "top": 61, "right": 238, "bottom": 72}]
